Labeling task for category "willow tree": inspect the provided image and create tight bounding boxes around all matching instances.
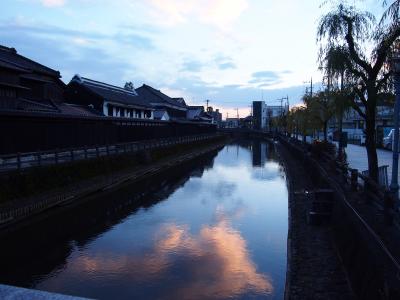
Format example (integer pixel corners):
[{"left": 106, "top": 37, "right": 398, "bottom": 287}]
[
  {"left": 317, "top": 3, "right": 400, "bottom": 181},
  {"left": 303, "top": 91, "right": 336, "bottom": 141}
]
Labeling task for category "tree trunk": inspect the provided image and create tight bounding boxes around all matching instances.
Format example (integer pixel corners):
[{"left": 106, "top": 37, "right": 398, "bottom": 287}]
[
  {"left": 323, "top": 121, "right": 328, "bottom": 142},
  {"left": 365, "top": 108, "right": 378, "bottom": 182}
]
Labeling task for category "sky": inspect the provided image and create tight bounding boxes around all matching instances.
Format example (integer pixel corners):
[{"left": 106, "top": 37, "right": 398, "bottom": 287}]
[{"left": 1, "top": 0, "right": 385, "bottom": 118}]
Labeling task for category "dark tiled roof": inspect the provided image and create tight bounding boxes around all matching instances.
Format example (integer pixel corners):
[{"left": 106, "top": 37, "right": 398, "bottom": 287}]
[
  {"left": 0, "top": 45, "right": 60, "bottom": 77},
  {"left": 56, "top": 103, "right": 103, "bottom": 117},
  {"left": 136, "top": 84, "right": 187, "bottom": 109},
  {"left": 188, "top": 105, "right": 204, "bottom": 110},
  {"left": 70, "top": 75, "right": 152, "bottom": 108},
  {"left": 17, "top": 99, "right": 59, "bottom": 113},
  {"left": 173, "top": 97, "right": 186, "bottom": 105}
]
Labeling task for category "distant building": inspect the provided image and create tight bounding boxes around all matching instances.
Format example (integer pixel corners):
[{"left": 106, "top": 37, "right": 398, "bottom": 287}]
[
  {"left": 226, "top": 117, "right": 240, "bottom": 128},
  {"left": 0, "top": 45, "right": 65, "bottom": 112},
  {"left": 329, "top": 100, "right": 394, "bottom": 143},
  {"left": 136, "top": 84, "right": 187, "bottom": 119},
  {"left": 65, "top": 75, "right": 154, "bottom": 119},
  {"left": 206, "top": 106, "right": 222, "bottom": 126},
  {"left": 187, "top": 105, "right": 213, "bottom": 123},
  {"left": 252, "top": 101, "right": 267, "bottom": 130}
]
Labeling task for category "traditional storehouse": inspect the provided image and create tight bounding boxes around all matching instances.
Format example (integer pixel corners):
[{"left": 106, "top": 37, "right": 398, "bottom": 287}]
[
  {"left": 186, "top": 105, "right": 213, "bottom": 123},
  {"left": 135, "top": 84, "right": 187, "bottom": 119},
  {"left": 65, "top": 75, "right": 154, "bottom": 119},
  {"left": 173, "top": 97, "right": 186, "bottom": 106},
  {"left": 0, "top": 45, "right": 65, "bottom": 112},
  {"left": 206, "top": 106, "right": 222, "bottom": 126}
]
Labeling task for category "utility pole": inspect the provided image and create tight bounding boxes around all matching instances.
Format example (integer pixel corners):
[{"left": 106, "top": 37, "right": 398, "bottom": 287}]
[
  {"left": 390, "top": 49, "right": 400, "bottom": 207},
  {"left": 206, "top": 99, "right": 210, "bottom": 110},
  {"left": 236, "top": 108, "right": 239, "bottom": 119},
  {"left": 303, "top": 77, "right": 313, "bottom": 97}
]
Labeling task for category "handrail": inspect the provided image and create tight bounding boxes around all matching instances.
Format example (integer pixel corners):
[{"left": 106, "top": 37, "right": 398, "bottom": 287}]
[{"left": 0, "top": 133, "right": 222, "bottom": 173}]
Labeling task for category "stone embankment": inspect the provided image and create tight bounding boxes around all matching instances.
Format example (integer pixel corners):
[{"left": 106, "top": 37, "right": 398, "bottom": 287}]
[
  {"left": 0, "top": 134, "right": 227, "bottom": 230},
  {"left": 277, "top": 140, "right": 354, "bottom": 300}
]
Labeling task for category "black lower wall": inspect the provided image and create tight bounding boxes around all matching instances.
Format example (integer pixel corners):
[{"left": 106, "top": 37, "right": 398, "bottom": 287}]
[{"left": 0, "top": 112, "right": 216, "bottom": 154}]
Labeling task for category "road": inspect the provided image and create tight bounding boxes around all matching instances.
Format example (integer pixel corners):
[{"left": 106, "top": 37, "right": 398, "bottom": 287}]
[
  {"left": 296, "top": 135, "right": 397, "bottom": 183},
  {"left": 344, "top": 143, "right": 397, "bottom": 182}
]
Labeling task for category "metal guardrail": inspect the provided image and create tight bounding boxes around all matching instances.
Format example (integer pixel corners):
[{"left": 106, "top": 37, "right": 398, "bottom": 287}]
[{"left": 0, "top": 134, "right": 220, "bottom": 173}]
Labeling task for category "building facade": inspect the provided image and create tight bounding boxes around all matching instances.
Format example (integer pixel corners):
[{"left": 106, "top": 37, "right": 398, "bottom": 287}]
[
  {"left": 252, "top": 101, "right": 267, "bottom": 130},
  {"left": 65, "top": 75, "right": 154, "bottom": 119},
  {"left": 0, "top": 45, "right": 65, "bottom": 112},
  {"left": 136, "top": 84, "right": 187, "bottom": 119}
]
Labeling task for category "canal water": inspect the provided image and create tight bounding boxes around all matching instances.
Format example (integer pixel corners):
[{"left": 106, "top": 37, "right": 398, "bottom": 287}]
[{"left": 0, "top": 140, "right": 288, "bottom": 300}]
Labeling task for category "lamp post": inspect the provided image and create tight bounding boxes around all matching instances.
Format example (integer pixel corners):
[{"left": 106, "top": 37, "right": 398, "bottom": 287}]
[{"left": 390, "top": 45, "right": 400, "bottom": 208}]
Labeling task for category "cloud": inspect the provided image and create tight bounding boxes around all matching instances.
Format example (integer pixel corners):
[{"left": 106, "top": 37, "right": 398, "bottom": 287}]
[
  {"left": 147, "top": 0, "right": 248, "bottom": 30},
  {"left": 64, "top": 218, "right": 273, "bottom": 299},
  {"left": 248, "top": 70, "right": 293, "bottom": 87},
  {"left": 218, "top": 62, "right": 236, "bottom": 70},
  {"left": 181, "top": 59, "right": 204, "bottom": 72},
  {"left": 41, "top": 0, "right": 66, "bottom": 7}
]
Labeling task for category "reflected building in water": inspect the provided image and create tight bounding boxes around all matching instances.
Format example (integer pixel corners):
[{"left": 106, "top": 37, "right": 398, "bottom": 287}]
[{"left": 252, "top": 140, "right": 268, "bottom": 167}]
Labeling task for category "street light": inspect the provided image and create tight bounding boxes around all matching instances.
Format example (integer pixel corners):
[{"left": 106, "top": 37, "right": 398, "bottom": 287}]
[{"left": 389, "top": 43, "right": 400, "bottom": 209}]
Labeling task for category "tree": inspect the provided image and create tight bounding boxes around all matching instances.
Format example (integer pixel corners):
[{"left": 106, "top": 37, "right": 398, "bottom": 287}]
[
  {"left": 124, "top": 81, "right": 134, "bottom": 91},
  {"left": 317, "top": 3, "right": 400, "bottom": 181},
  {"left": 381, "top": 0, "right": 400, "bottom": 25}
]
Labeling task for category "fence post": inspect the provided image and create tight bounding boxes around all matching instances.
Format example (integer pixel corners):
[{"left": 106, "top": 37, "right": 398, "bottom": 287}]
[
  {"left": 17, "top": 152, "right": 21, "bottom": 170},
  {"left": 37, "top": 151, "right": 41, "bottom": 167},
  {"left": 55, "top": 149, "right": 58, "bottom": 164},
  {"left": 350, "top": 169, "right": 358, "bottom": 191}
]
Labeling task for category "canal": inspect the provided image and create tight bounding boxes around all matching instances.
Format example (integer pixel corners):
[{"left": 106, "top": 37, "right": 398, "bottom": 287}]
[{"left": 0, "top": 139, "right": 288, "bottom": 300}]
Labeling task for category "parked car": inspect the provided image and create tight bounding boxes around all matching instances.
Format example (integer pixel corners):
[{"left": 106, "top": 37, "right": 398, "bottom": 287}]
[{"left": 383, "top": 129, "right": 400, "bottom": 150}]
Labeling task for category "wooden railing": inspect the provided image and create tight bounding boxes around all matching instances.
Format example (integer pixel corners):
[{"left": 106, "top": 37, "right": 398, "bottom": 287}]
[{"left": 0, "top": 134, "right": 221, "bottom": 173}]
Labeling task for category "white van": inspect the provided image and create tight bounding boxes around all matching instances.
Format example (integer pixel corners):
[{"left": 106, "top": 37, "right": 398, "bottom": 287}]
[{"left": 383, "top": 129, "right": 400, "bottom": 150}]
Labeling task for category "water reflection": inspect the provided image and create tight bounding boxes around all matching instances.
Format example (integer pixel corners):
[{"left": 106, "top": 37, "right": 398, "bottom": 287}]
[
  {"left": 62, "top": 216, "right": 272, "bottom": 299},
  {"left": 0, "top": 140, "right": 288, "bottom": 300}
]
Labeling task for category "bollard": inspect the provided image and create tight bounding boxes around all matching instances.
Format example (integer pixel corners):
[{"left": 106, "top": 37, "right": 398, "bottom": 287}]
[{"left": 350, "top": 169, "right": 358, "bottom": 191}]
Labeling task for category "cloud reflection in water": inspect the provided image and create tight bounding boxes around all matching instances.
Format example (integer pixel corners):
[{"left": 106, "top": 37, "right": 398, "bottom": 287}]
[{"left": 69, "top": 215, "right": 272, "bottom": 299}]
